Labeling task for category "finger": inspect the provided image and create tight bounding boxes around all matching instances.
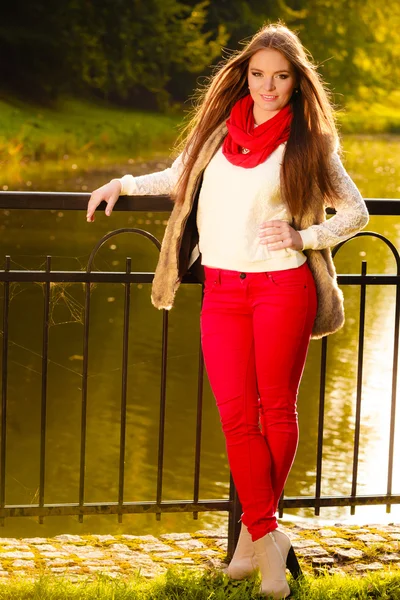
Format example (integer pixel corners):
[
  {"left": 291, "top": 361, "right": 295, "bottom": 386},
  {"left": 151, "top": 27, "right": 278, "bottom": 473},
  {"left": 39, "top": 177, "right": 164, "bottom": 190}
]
[
  {"left": 87, "top": 192, "right": 103, "bottom": 220},
  {"left": 260, "top": 227, "right": 286, "bottom": 238},
  {"left": 260, "top": 223, "right": 289, "bottom": 236},
  {"left": 259, "top": 220, "right": 285, "bottom": 230},
  {"left": 260, "top": 234, "right": 283, "bottom": 243},
  {"left": 86, "top": 206, "right": 96, "bottom": 221},
  {"left": 86, "top": 196, "right": 97, "bottom": 220},
  {"left": 267, "top": 239, "right": 291, "bottom": 250},
  {"left": 260, "top": 230, "right": 291, "bottom": 243},
  {"left": 105, "top": 197, "right": 118, "bottom": 216}
]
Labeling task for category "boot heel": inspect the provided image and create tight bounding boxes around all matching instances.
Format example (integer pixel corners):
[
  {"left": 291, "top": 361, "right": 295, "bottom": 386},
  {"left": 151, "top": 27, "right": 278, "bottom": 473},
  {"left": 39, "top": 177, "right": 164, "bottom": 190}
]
[{"left": 286, "top": 545, "right": 302, "bottom": 580}]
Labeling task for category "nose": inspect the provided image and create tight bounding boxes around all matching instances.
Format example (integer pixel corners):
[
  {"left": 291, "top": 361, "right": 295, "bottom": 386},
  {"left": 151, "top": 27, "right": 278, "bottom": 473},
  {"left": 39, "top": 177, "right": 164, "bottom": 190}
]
[{"left": 262, "top": 78, "right": 276, "bottom": 91}]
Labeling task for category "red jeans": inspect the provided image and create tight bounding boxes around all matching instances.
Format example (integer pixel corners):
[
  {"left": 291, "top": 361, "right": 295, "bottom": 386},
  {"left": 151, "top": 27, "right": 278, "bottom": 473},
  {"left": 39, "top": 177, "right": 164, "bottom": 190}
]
[{"left": 200, "top": 261, "right": 317, "bottom": 541}]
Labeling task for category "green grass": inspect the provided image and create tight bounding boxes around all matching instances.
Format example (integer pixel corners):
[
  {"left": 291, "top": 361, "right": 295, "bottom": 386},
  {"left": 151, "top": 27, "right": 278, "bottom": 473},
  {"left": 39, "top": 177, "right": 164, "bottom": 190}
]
[
  {"left": 337, "top": 91, "right": 400, "bottom": 135},
  {"left": 0, "top": 569, "right": 399, "bottom": 600},
  {"left": 0, "top": 96, "right": 182, "bottom": 165}
]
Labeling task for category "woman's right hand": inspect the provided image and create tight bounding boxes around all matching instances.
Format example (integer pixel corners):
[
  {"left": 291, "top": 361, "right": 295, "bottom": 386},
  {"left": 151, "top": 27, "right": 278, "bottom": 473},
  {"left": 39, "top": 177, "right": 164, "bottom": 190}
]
[{"left": 86, "top": 179, "right": 122, "bottom": 222}]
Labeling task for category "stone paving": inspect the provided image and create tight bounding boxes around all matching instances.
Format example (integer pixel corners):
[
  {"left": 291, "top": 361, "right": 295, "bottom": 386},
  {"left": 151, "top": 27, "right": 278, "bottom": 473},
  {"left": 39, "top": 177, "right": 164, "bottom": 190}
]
[{"left": 0, "top": 522, "right": 399, "bottom": 582}]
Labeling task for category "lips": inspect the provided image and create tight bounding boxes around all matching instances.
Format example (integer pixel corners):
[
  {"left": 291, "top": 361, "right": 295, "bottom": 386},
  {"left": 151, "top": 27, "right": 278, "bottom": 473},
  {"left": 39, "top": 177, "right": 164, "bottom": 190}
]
[{"left": 261, "top": 95, "right": 277, "bottom": 100}]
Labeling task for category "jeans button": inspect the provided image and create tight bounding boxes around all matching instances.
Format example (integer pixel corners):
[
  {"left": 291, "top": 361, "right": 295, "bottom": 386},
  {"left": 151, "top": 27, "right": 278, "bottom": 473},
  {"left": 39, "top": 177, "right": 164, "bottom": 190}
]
[{"left": 239, "top": 273, "right": 246, "bottom": 279}]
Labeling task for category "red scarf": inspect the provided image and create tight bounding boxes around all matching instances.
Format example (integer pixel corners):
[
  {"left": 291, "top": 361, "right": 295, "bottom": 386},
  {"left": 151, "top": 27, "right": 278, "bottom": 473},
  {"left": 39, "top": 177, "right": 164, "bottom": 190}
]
[{"left": 222, "top": 94, "right": 293, "bottom": 168}]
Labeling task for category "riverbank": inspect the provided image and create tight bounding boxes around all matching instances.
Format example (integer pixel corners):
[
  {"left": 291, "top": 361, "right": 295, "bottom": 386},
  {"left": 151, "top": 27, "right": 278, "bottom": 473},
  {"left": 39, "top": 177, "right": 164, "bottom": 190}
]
[
  {"left": 2, "top": 94, "right": 400, "bottom": 188},
  {"left": 0, "top": 96, "right": 181, "bottom": 177},
  {"left": 338, "top": 92, "right": 400, "bottom": 134}
]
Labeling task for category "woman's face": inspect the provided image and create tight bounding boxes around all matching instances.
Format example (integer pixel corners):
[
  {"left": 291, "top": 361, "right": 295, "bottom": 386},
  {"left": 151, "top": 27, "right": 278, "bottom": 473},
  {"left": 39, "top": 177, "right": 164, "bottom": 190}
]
[{"left": 247, "top": 48, "right": 297, "bottom": 124}]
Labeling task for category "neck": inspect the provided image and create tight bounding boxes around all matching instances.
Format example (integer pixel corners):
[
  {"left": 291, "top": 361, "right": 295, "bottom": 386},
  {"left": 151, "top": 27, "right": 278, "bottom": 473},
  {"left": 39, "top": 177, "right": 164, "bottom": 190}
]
[
  {"left": 253, "top": 111, "right": 280, "bottom": 126},
  {"left": 253, "top": 103, "right": 282, "bottom": 126}
]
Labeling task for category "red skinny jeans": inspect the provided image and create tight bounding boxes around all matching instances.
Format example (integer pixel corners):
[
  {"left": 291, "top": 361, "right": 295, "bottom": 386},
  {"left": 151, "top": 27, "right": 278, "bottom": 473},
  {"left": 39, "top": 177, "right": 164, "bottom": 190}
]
[{"left": 200, "top": 261, "right": 317, "bottom": 542}]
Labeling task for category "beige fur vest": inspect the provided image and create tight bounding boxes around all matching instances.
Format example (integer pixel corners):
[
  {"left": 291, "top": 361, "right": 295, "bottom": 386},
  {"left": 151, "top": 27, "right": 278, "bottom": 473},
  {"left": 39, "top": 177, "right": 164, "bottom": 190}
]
[{"left": 150, "top": 121, "right": 344, "bottom": 340}]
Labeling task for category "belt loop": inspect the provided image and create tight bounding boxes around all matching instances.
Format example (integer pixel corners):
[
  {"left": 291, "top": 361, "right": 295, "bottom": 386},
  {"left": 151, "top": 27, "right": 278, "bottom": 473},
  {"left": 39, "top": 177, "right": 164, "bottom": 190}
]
[{"left": 217, "top": 269, "right": 221, "bottom": 284}]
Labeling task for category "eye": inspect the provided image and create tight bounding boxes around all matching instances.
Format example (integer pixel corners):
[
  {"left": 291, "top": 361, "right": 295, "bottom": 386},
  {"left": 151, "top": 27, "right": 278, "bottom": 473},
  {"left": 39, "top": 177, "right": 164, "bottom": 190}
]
[{"left": 250, "top": 72, "right": 289, "bottom": 79}]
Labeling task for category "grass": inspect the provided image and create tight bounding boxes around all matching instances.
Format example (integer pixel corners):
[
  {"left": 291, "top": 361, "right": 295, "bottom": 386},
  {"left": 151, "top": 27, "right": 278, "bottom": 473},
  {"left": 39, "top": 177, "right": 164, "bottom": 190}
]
[
  {"left": 338, "top": 91, "right": 400, "bottom": 135},
  {"left": 0, "top": 568, "right": 399, "bottom": 600},
  {"left": 0, "top": 96, "right": 182, "bottom": 177}
]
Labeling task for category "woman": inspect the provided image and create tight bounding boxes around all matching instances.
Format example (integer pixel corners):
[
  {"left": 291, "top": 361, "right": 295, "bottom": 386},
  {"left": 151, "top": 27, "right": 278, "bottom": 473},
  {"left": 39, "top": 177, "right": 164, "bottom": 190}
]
[{"left": 87, "top": 23, "right": 369, "bottom": 599}]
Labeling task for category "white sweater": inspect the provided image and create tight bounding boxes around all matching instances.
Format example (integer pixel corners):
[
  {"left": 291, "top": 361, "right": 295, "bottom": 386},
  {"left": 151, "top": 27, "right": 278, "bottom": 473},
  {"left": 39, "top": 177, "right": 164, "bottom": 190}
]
[{"left": 115, "top": 142, "right": 369, "bottom": 272}]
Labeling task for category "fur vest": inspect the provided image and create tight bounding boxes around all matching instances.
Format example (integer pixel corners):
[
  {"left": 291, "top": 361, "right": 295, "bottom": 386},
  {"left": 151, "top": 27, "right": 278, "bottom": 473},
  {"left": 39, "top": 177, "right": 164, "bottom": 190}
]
[{"left": 150, "top": 121, "right": 345, "bottom": 340}]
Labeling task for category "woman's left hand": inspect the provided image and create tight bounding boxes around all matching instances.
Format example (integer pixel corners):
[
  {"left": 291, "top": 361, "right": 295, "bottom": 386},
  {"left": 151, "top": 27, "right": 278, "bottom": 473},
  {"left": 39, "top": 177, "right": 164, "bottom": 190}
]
[{"left": 258, "top": 220, "right": 304, "bottom": 251}]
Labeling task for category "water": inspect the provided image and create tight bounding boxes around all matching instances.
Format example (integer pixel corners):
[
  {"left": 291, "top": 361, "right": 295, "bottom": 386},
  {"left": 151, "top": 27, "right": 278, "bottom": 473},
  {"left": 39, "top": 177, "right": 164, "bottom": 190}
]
[{"left": 1, "top": 134, "right": 400, "bottom": 538}]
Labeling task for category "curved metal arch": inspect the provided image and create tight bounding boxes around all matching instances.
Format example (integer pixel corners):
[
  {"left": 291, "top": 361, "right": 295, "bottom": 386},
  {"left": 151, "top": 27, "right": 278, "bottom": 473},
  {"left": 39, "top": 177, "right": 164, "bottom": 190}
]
[
  {"left": 86, "top": 227, "right": 162, "bottom": 273},
  {"left": 332, "top": 230, "right": 400, "bottom": 274}
]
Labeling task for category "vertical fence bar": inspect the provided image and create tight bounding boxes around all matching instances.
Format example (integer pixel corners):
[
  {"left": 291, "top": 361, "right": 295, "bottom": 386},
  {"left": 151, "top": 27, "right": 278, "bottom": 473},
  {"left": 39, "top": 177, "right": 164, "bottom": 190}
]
[
  {"left": 278, "top": 489, "right": 285, "bottom": 518},
  {"left": 315, "top": 336, "right": 328, "bottom": 516},
  {"left": 193, "top": 332, "right": 205, "bottom": 519},
  {"left": 79, "top": 274, "right": 92, "bottom": 522},
  {"left": 38, "top": 256, "right": 51, "bottom": 524},
  {"left": 387, "top": 270, "right": 400, "bottom": 512},
  {"left": 0, "top": 256, "right": 10, "bottom": 526},
  {"left": 350, "top": 260, "right": 367, "bottom": 515},
  {"left": 227, "top": 474, "right": 242, "bottom": 561},
  {"left": 156, "top": 309, "right": 169, "bottom": 520},
  {"left": 118, "top": 258, "right": 131, "bottom": 523}
]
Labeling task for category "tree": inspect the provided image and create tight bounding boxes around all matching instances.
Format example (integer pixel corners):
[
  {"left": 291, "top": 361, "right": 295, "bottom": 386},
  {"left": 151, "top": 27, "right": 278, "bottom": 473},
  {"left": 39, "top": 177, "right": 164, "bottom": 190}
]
[
  {"left": 65, "top": 0, "right": 228, "bottom": 109},
  {"left": 0, "top": 0, "right": 68, "bottom": 101},
  {"left": 281, "top": 0, "right": 400, "bottom": 103}
]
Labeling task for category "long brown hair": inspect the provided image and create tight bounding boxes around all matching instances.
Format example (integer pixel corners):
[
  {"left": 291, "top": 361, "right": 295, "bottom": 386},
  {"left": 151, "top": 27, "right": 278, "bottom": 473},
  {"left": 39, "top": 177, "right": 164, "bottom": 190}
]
[{"left": 171, "top": 21, "right": 342, "bottom": 219}]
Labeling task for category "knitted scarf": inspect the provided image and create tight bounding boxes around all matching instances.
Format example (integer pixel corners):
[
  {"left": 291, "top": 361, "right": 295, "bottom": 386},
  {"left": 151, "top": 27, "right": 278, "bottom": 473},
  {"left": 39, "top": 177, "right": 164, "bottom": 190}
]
[{"left": 222, "top": 93, "right": 292, "bottom": 168}]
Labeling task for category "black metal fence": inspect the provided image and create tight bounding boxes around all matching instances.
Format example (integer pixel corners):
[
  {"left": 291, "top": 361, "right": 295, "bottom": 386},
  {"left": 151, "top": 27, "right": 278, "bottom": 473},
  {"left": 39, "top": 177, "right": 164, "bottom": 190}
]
[{"left": 0, "top": 192, "right": 399, "bottom": 559}]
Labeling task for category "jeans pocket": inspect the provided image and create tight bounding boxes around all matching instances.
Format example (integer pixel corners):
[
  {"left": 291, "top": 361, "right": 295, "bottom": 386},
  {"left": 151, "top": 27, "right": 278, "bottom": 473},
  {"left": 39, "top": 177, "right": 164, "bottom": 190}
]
[
  {"left": 204, "top": 276, "right": 219, "bottom": 293},
  {"left": 268, "top": 265, "right": 307, "bottom": 288}
]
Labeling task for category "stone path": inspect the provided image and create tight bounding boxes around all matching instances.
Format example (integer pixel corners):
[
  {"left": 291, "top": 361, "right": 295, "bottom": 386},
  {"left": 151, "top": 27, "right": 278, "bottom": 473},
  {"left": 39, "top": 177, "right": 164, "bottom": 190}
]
[{"left": 0, "top": 522, "right": 399, "bottom": 582}]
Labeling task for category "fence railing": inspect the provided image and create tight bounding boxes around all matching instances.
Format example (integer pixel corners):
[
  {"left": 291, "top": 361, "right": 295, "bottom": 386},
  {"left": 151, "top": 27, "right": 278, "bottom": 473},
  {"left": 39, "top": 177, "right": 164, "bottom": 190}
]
[{"left": 0, "top": 191, "right": 399, "bottom": 558}]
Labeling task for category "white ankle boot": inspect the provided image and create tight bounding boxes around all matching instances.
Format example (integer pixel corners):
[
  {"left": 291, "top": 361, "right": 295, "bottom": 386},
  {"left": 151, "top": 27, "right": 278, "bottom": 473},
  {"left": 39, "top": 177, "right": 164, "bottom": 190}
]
[
  {"left": 252, "top": 529, "right": 291, "bottom": 599},
  {"left": 224, "top": 522, "right": 258, "bottom": 579}
]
